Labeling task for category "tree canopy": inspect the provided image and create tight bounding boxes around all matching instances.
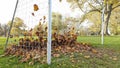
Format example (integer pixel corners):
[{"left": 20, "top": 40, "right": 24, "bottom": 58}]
[
  {"left": 65, "top": 0, "right": 120, "bottom": 35},
  {"left": 7, "top": 17, "right": 26, "bottom": 36}
]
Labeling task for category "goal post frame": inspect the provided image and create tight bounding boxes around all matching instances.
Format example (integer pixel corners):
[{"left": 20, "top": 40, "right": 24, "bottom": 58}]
[
  {"left": 5, "top": 0, "right": 19, "bottom": 50},
  {"left": 47, "top": 0, "right": 52, "bottom": 65}
]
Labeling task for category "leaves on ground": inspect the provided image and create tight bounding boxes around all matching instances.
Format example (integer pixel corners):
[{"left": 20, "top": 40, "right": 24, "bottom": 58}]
[{"left": 3, "top": 15, "right": 118, "bottom": 65}]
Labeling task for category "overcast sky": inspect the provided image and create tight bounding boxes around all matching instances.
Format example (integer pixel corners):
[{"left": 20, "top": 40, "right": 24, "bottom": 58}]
[{"left": 0, "top": 0, "right": 82, "bottom": 28}]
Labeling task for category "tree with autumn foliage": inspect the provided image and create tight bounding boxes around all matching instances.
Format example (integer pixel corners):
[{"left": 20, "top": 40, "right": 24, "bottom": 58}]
[
  {"left": 52, "top": 12, "right": 67, "bottom": 33},
  {"left": 64, "top": 0, "right": 120, "bottom": 35},
  {"left": 7, "top": 17, "right": 26, "bottom": 37}
]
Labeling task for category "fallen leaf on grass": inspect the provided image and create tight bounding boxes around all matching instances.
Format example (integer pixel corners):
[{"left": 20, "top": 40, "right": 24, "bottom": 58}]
[
  {"left": 70, "top": 58, "right": 75, "bottom": 63},
  {"left": 29, "top": 61, "right": 34, "bottom": 65},
  {"left": 113, "top": 57, "right": 117, "bottom": 61},
  {"left": 70, "top": 54, "right": 74, "bottom": 58},
  {"left": 53, "top": 54, "right": 60, "bottom": 58},
  {"left": 109, "top": 57, "right": 112, "bottom": 59},
  {"left": 66, "top": 46, "right": 71, "bottom": 50},
  {"left": 92, "top": 49, "right": 98, "bottom": 54},
  {"left": 84, "top": 55, "right": 90, "bottom": 59},
  {"left": 71, "top": 59, "right": 75, "bottom": 63},
  {"left": 0, "top": 54, "right": 5, "bottom": 57}
]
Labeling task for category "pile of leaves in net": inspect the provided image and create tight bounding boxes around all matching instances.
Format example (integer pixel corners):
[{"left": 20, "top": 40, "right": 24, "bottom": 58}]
[{"left": 4, "top": 16, "right": 97, "bottom": 64}]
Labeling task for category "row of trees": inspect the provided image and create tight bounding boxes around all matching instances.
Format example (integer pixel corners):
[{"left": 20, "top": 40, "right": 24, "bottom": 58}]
[
  {"left": 51, "top": 11, "right": 120, "bottom": 35},
  {"left": 0, "top": 17, "right": 26, "bottom": 37}
]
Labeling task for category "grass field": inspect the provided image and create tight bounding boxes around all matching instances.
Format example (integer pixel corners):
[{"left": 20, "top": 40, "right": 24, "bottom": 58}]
[
  {"left": 77, "top": 36, "right": 120, "bottom": 50},
  {"left": 0, "top": 36, "right": 120, "bottom": 68}
]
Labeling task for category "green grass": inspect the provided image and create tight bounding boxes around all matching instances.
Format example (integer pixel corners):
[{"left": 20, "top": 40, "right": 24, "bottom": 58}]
[
  {"left": 77, "top": 36, "right": 120, "bottom": 50},
  {"left": 0, "top": 36, "right": 120, "bottom": 68}
]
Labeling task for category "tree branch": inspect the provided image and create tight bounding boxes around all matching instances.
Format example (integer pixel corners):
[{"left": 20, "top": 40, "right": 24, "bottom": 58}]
[
  {"left": 95, "top": 0, "right": 102, "bottom": 6},
  {"left": 87, "top": 8, "right": 102, "bottom": 13},
  {"left": 80, "top": 8, "right": 102, "bottom": 23},
  {"left": 112, "top": 4, "right": 120, "bottom": 11},
  {"left": 88, "top": 1, "right": 98, "bottom": 10},
  {"left": 76, "top": 1, "right": 86, "bottom": 13}
]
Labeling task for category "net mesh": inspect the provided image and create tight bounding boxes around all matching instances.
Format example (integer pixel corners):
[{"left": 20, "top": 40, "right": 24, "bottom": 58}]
[
  {"left": 15, "top": 0, "right": 48, "bottom": 29},
  {"left": 5, "top": 1, "right": 49, "bottom": 67},
  {"left": 8, "top": 0, "right": 49, "bottom": 44}
]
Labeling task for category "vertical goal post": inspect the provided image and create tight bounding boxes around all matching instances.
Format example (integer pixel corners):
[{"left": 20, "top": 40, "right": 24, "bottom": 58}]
[
  {"left": 101, "top": 0, "right": 105, "bottom": 45},
  {"left": 47, "top": 0, "right": 52, "bottom": 65}
]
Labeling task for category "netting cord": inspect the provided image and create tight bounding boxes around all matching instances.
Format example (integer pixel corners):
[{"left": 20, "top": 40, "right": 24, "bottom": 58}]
[{"left": 4, "top": 0, "right": 19, "bottom": 50}]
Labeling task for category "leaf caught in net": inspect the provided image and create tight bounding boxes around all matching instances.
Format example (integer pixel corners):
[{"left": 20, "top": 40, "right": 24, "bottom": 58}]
[
  {"left": 40, "top": 18, "right": 42, "bottom": 21},
  {"left": 43, "top": 16, "right": 46, "bottom": 20},
  {"left": 32, "top": 13, "right": 34, "bottom": 16},
  {"left": 33, "top": 4, "right": 39, "bottom": 11}
]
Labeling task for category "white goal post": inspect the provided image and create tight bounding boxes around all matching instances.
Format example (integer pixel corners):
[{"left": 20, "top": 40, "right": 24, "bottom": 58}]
[
  {"left": 47, "top": 0, "right": 52, "bottom": 65},
  {"left": 101, "top": 0, "right": 105, "bottom": 45}
]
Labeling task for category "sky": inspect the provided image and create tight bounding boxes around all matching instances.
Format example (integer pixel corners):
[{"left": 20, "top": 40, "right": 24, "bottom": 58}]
[{"left": 0, "top": 0, "right": 82, "bottom": 28}]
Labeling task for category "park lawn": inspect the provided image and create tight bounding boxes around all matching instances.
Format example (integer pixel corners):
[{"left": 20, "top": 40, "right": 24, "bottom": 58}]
[
  {"left": 77, "top": 36, "right": 120, "bottom": 50},
  {"left": 0, "top": 36, "right": 120, "bottom": 68}
]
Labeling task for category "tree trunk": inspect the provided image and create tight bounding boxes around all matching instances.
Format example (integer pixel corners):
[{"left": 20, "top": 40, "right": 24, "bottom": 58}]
[{"left": 104, "top": 4, "right": 113, "bottom": 35}]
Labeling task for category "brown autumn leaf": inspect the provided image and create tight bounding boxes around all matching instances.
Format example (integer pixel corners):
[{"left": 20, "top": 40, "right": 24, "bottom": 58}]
[
  {"left": 43, "top": 16, "right": 46, "bottom": 20},
  {"left": 70, "top": 54, "right": 74, "bottom": 58},
  {"left": 92, "top": 49, "right": 98, "bottom": 54},
  {"left": 32, "top": 13, "right": 34, "bottom": 16},
  {"left": 29, "top": 61, "right": 34, "bottom": 65},
  {"left": 55, "top": 47, "right": 60, "bottom": 51},
  {"left": 66, "top": 46, "right": 71, "bottom": 50},
  {"left": 71, "top": 59, "right": 75, "bottom": 63},
  {"left": 112, "top": 57, "right": 117, "bottom": 61},
  {"left": 33, "top": 4, "right": 39, "bottom": 11},
  {"left": 40, "top": 18, "right": 42, "bottom": 21},
  {"left": 53, "top": 53, "right": 60, "bottom": 57}
]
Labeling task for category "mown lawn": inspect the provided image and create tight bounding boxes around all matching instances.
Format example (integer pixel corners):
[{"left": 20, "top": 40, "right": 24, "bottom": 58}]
[
  {"left": 77, "top": 36, "right": 120, "bottom": 50},
  {"left": 0, "top": 36, "right": 120, "bottom": 68}
]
